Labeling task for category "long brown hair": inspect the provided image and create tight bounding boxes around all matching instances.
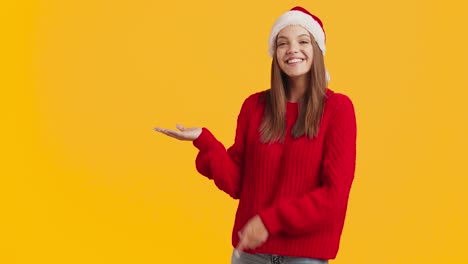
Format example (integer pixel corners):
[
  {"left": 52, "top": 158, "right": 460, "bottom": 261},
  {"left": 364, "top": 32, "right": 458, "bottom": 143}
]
[{"left": 259, "top": 36, "right": 327, "bottom": 143}]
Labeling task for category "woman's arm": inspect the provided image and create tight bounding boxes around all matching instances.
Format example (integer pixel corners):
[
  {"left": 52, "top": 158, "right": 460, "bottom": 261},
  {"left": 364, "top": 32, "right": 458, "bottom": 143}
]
[{"left": 192, "top": 94, "right": 256, "bottom": 199}]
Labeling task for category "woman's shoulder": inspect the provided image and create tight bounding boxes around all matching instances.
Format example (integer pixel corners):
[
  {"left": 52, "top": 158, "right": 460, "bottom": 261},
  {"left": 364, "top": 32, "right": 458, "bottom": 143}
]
[
  {"left": 325, "top": 88, "right": 354, "bottom": 110},
  {"left": 241, "top": 90, "right": 268, "bottom": 109},
  {"left": 324, "top": 88, "right": 356, "bottom": 126},
  {"left": 246, "top": 90, "right": 267, "bottom": 101}
]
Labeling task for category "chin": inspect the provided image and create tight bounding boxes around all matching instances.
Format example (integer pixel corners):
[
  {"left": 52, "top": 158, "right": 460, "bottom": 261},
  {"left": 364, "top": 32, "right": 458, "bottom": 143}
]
[{"left": 284, "top": 71, "right": 308, "bottom": 78}]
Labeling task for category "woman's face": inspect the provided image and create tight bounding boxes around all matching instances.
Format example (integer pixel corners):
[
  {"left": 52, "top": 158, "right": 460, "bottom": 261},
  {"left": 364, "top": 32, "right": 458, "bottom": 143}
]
[{"left": 275, "top": 25, "right": 314, "bottom": 79}]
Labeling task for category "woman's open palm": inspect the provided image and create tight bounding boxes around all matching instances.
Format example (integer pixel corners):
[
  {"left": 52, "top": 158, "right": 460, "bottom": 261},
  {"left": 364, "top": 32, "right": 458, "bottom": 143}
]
[{"left": 154, "top": 124, "right": 202, "bottom": 141}]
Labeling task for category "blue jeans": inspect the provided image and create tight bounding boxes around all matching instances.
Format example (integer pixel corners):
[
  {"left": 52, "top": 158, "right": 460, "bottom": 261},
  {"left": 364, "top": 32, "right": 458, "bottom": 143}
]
[{"left": 231, "top": 249, "right": 329, "bottom": 264}]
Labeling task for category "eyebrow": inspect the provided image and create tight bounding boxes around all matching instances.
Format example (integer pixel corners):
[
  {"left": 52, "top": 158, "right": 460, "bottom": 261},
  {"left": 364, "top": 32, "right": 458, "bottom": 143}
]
[{"left": 277, "top": 34, "right": 311, "bottom": 40}]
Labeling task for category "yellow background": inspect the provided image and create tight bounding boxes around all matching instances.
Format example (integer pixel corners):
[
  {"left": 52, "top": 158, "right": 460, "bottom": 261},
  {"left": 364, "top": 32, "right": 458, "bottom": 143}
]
[{"left": 3, "top": 0, "right": 468, "bottom": 263}]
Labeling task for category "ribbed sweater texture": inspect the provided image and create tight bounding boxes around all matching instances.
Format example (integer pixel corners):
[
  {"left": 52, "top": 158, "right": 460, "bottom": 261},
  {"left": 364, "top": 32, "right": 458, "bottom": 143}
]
[{"left": 192, "top": 88, "right": 357, "bottom": 259}]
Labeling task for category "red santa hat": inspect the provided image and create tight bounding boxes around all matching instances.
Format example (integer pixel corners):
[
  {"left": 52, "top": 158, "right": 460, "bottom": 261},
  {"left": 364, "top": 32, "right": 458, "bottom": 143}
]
[{"left": 268, "top": 6, "right": 329, "bottom": 81}]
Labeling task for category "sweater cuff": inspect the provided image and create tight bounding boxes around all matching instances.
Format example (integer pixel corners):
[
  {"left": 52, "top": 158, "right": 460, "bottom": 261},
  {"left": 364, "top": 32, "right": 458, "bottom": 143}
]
[
  {"left": 192, "top": 127, "right": 217, "bottom": 152},
  {"left": 258, "top": 207, "right": 282, "bottom": 236}
]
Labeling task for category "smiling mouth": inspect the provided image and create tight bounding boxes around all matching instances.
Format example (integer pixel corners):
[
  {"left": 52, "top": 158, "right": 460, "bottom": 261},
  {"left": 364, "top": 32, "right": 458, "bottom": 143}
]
[{"left": 286, "top": 58, "right": 304, "bottom": 64}]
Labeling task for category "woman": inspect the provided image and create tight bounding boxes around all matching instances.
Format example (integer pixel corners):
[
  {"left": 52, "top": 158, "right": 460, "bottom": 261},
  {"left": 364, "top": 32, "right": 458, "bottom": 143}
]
[{"left": 154, "top": 6, "right": 357, "bottom": 264}]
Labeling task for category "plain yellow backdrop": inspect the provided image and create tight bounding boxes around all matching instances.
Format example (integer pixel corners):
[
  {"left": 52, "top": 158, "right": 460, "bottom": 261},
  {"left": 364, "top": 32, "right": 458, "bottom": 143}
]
[{"left": 3, "top": 0, "right": 468, "bottom": 263}]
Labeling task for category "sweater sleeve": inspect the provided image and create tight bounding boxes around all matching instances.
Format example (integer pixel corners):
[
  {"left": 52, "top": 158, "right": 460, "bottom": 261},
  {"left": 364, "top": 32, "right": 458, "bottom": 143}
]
[
  {"left": 192, "top": 94, "right": 255, "bottom": 199},
  {"left": 259, "top": 94, "right": 357, "bottom": 236}
]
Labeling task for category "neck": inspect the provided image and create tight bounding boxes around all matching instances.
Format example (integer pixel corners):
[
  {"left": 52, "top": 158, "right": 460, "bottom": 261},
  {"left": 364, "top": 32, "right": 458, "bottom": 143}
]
[{"left": 287, "top": 75, "right": 309, "bottom": 102}]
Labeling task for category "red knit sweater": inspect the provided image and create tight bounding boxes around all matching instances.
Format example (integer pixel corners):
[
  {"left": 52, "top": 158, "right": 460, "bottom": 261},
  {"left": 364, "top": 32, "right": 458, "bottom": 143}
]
[{"left": 192, "top": 88, "right": 357, "bottom": 260}]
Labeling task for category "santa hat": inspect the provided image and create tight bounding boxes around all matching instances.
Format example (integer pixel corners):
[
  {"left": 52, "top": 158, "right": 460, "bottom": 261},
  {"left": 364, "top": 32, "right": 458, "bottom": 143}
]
[{"left": 268, "top": 6, "right": 330, "bottom": 81}]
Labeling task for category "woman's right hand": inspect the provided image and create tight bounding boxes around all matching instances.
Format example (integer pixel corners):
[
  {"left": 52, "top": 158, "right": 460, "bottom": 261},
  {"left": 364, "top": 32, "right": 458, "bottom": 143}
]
[{"left": 153, "top": 124, "right": 202, "bottom": 141}]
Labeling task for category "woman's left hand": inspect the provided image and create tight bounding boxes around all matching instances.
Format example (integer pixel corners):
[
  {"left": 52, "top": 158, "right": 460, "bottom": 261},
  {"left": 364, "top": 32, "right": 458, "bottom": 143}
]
[{"left": 236, "top": 215, "right": 269, "bottom": 254}]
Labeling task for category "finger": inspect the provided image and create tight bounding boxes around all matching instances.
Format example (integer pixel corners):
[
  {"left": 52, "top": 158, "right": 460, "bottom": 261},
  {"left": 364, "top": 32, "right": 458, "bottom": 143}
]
[
  {"left": 251, "top": 239, "right": 264, "bottom": 249},
  {"left": 237, "top": 233, "right": 253, "bottom": 253},
  {"left": 154, "top": 127, "right": 169, "bottom": 134},
  {"left": 176, "top": 124, "right": 185, "bottom": 131},
  {"left": 156, "top": 128, "right": 183, "bottom": 140},
  {"left": 154, "top": 127, "right": 182, "bottom": 135},
  {"left": 236, "top": 231, "right": 245, "bottom": 252},
  {"left": 234, "top": 249, "right": 241, "bottom": 259},
  {"left": 236, "top": 238, "right": 246, "bottom": 254},
  {"left": 164, "top": 129, "right": 184, "bottom": 139}
]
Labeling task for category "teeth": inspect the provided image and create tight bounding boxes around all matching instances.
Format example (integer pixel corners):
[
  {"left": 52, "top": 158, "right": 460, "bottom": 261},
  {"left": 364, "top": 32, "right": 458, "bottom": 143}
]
[{"left": 287, "top": 58, "right": 303, "bottom": 64}]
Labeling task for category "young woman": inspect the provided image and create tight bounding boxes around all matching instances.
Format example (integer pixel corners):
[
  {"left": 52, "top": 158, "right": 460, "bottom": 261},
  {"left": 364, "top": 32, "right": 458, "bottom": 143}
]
[{"left": 154, "top": 6, "right": 357, "bottom": 264}]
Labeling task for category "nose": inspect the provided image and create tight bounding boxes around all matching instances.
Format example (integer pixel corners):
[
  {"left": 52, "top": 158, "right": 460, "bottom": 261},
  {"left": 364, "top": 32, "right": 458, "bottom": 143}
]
[{"left": 286, "top": 41, "right": 299, "bottom": 54}]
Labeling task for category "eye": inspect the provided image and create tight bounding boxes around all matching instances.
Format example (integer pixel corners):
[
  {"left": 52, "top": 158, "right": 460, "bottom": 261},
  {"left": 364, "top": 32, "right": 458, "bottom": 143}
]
[
  {"left": 277, "top": 42, "right": 287, "bottom": 47},
  {"left": 300, "top": 40, "right": 310, "bottom": 44}
]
